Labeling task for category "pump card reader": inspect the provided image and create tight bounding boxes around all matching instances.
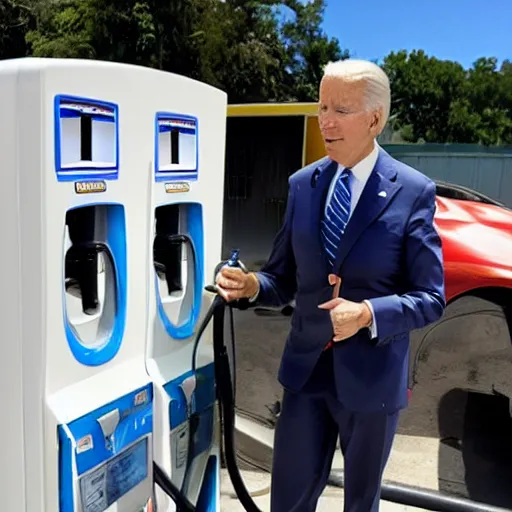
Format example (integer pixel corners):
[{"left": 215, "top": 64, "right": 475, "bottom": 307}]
[{"left": 58, "top": 384, "right": 154, "bottom": 512}]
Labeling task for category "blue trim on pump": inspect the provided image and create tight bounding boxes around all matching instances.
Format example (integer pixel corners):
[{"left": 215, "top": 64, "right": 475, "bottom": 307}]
[
  {"left": 163, "top": 363, "right": 216, "bottom": 429},
  {"left": 156, "top": 202, "right": 204, "bottom": 340},
  {"left": 63, "top": 203, "right": 127, "bottom": 366},
  {"left": 154, "top": 111, "right": 199, "bottom": 182},
  {"left": 54, "top": 94, "right": 120, "bottom": 182},
  {"left": 58, "top": 428, "right": 74, "bottom": 512},
  {"left": 58, "top": 384, "right": 153, "bottom": 512},
  {"left": 196, "top": 455, "right": 219, "bottom": 512},
  {"left": 163, "top": 365, "right": 216, "bottom": 505}
]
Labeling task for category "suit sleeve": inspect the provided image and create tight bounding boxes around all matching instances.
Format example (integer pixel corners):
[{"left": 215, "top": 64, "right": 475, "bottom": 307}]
[
  {"left": 368, "top": 179, "right": 446, "bottom": 344},
  {"left": 252, "top": 178, "right": 298, "bottom": 307}
]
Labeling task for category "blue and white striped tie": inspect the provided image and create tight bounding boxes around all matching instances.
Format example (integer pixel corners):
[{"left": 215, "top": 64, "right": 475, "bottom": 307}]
[{"left": 321, "top": 169, "right": 352, "bottom": 267}]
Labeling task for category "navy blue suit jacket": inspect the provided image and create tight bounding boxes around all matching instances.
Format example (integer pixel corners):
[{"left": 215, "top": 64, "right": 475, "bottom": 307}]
[{"left": 252, "top": 147, "right": 446, "bottom": 413}]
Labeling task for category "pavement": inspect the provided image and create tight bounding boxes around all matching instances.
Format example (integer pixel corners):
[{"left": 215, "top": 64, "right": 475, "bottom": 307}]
[
  {"left": 222, "top": 308, "right": 512, "bottom": 510},
  {"left": 220, "top": 468, "right": 428, "bottom": 511}
]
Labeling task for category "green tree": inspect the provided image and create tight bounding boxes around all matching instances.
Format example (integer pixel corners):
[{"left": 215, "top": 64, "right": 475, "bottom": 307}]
[
  {"left": 382, "top": 50, "right": 512, "bottom": 145},
  {"left": 4, "top": 0, "right": 510, "bottom": 144},
  {"left": 23, "top": 0, "right": 290, "bottom": 102},
  {"left": 280, "top": 0, "right": 348, "bottom": 101},
  {"left": 189, "top": 0, "right": 289, "bottom": 102},
  {"left": 25, "top": 0, "right": 160, "bottom": 63},
  {"left": 0, "top": 0, "right": 34, "bottom": 59},
  {"left": 25, "top": 0, "right": 96, "bottom": 59},
  {"left": 382, "top": 50, "right": 468, "bottom": 143}
]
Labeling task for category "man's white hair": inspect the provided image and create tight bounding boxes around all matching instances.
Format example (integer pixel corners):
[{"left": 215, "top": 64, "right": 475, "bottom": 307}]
[{"left": 323, "top": 59, "right": 391, "bottom": 130}]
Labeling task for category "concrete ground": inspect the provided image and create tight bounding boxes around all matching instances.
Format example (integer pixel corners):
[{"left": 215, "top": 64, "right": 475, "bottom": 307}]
[
  {"left": 222, "top": 308, "right": 512, "bottom": 510},
  {"left": 220, "top": 468, "right": 428, "bottom": 511}
]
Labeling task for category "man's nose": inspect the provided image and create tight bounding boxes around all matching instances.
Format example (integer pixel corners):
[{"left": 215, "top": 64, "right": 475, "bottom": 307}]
[{"left": 320, "top": 114, "right": 337, "bottom": 129}]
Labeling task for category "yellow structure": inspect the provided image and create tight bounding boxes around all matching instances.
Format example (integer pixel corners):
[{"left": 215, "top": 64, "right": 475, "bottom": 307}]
[{"left": 227, "top": 102, "right": 326, "bottom": 166}]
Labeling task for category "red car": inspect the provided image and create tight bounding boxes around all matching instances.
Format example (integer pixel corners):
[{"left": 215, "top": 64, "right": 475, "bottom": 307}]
[{"left": 410, "top": 181, "right": 512, "bottom": 411}]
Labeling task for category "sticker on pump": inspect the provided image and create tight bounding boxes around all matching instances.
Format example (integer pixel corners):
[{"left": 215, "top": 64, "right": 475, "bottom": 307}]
[
  {"left": 164, "top": 182, "right": 190, "bottom": 193},
  {"left": 134, "top": 389, "right": 148, "bottom": 406},
  {"left": 75, "top": 180, "right": 107, "bottom": 194},
  {"left": 77, "top": 434, "right": 94, "bottom": 454}
]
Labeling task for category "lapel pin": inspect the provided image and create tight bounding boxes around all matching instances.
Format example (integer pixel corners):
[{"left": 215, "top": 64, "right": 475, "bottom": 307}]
[{"left": 378, "top": 191, "right": 387, "bottom": 198}]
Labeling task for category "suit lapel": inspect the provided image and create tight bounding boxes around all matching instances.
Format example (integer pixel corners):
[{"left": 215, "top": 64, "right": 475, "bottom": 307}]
[
  {"left": 310, "top": 158, "right": 338, "bottom": 271},
  {"left": 333, "top": 149, "right": 402, "bottom": 274}
]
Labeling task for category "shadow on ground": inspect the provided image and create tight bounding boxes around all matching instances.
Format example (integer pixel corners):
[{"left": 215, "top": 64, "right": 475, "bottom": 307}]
[
  {"left": 229, "top": 308, "right": 512, "bottom": 507},
  {"left": 437, "top": 389, "right": 512, "bottom": 509}
]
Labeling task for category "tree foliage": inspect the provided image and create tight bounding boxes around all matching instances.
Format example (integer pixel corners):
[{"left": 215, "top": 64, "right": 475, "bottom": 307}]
[
  {"left": 8, "top": 0, "right": 342, "bottom": 103},
  {"left": 382, "top": 50, "right": 512, "bottom": 145},
  {"left": 0, "top": 0, "right": 510, "bottom": 144},
  {"left": 280, "top": 0, "right": 348, "bottom": 100}
]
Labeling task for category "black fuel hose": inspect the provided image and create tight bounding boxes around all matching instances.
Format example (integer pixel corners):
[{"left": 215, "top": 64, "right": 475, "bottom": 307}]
[
  {"left": 210, "top": 292, "right": 263, "bottom": 512},
  {"left": 153, "top": 460, "right": 196, "bottom": 512},
  {"left": 328, "top": 470, "right": 510, "bottom": 512},
  {"left": 153, "top": 281, "right": 262, "bottom": 512}
]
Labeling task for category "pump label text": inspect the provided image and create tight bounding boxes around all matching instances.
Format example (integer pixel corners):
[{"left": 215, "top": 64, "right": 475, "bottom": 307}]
[
  {"left": 77, "top": 434, "right": 94, "bottom": 453},
  {"left": 164, "top": 182, "right": 190, "bottom": 193},
  {"left": 75, "top": 180, "right": 107, "bottom": 194}
]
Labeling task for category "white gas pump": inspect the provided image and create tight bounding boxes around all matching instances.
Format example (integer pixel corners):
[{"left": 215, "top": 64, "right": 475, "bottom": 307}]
[
  {"left": 0, "top": 58, "right": 154, "bottom": 512},
  {"left": 144, "top": 76, "right": 227, "bottom": 511}
]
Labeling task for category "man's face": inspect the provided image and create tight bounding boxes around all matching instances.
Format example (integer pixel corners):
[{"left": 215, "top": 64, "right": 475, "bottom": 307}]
[{"left": 318, "top": 76, "right": 381, "bottom": 168}]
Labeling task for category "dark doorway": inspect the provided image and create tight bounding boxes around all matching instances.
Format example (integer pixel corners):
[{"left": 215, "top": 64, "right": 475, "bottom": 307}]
[{"left": 222, "top": 115, "right": 305, "bottom": 266}]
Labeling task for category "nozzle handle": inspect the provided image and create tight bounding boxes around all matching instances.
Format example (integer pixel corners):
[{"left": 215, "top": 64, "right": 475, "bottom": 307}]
[{"left": 227, "top": 249, "right": 248, "bottom": 273}]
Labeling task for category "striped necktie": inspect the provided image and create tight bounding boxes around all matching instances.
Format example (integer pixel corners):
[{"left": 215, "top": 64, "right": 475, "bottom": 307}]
[{"left": 321, "top": 169, "right": 352, "bottom": 267}]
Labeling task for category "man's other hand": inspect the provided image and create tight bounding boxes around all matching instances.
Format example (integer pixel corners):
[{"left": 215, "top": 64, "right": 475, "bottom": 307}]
[
  {"left": 215, "top": 266, "right": 259, "bottom": 302},
  {"left": 318, "top": 298, "right": 372, "bottom": 341}
]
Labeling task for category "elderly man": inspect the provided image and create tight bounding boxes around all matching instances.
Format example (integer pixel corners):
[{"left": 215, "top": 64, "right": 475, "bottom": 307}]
[{"left": 216, "top": 59, "right": 446, "bottom": 512}]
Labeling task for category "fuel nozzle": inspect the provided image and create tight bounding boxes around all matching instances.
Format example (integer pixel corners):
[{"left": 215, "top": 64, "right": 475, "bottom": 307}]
[
  {"left": 227, "top": 249, "right": 248, "bottom": 273},
  {"left": 227, "top": 249, "right": 240, "bottom": 267},
  {"left": 205, "top": 249, "right": 248, "bottom": 296}
]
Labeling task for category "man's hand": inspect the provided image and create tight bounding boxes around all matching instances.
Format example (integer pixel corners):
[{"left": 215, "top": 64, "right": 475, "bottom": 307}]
[
  {"left": 215, "top": 266, "right": 259, "bottom": 302},
  {"left": 318, "top": 298, "right": 372, "bottom": 342}
]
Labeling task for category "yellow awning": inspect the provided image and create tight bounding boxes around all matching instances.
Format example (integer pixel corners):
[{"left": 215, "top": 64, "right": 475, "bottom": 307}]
[{"left": 227, "top": 102, "right": 319, "bottom": 117}]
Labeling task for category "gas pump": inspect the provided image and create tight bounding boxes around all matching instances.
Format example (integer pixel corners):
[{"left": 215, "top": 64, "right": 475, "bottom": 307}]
[
  {"left": 0, "top": 58, "right": 154, "bottom": 512},
  {"left": 144, "top": 79, "right": 227, "bottom": 512}
]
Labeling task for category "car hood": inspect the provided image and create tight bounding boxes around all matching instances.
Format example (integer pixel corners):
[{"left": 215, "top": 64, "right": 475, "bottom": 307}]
[
  {"left": 435, "top": 196, "right": 512, "bottom": 273},
  {"left": 436, "top": 196, "right": 512, "bottom": 229}
]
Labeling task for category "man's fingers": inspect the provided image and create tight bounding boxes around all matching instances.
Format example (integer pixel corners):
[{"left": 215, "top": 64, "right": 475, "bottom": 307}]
[
  {"left": 218, "top": 288, "right": 245, "bottom": 303},
  {"left": 216, "top": 270, "right": 245, "bottom": 289},
  {"left": 220, "top": 266, "right": 244, "bottom": 278},
  {"left": 318, "top": 298, "right": 343, "bottom": 310},
  {"left": 216, "top": 287, "right": 231, "bottom": 302},
  {"left": 217, "top": 267, "right": 248, "bottom": 287},
  {"left": 219, "top": 276, "right": 243, "bottom": 289},
  {"left": 332, "top": 327, "right": 350, "bottom": 342}
]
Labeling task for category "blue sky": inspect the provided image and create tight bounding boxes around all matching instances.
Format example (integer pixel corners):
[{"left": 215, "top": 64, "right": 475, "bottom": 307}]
[{"left": 319, "top": 0, "right": 510, "bottom": 70}]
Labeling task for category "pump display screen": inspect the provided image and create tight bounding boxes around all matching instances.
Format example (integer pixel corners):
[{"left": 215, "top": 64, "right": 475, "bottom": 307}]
[
  {"left": 156, "top": 113, "right": 197, "bottom": 179},
  {"left": 79, "top": 437, "right": 148, "bottom": 512},
  {"left": 55, "top": 95, "right": 119, "bottom": 180}
]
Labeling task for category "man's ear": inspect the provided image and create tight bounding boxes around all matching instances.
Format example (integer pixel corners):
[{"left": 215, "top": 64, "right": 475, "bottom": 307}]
[{"left": 369, "top": 108, "right": 382, "bottom": 134}]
